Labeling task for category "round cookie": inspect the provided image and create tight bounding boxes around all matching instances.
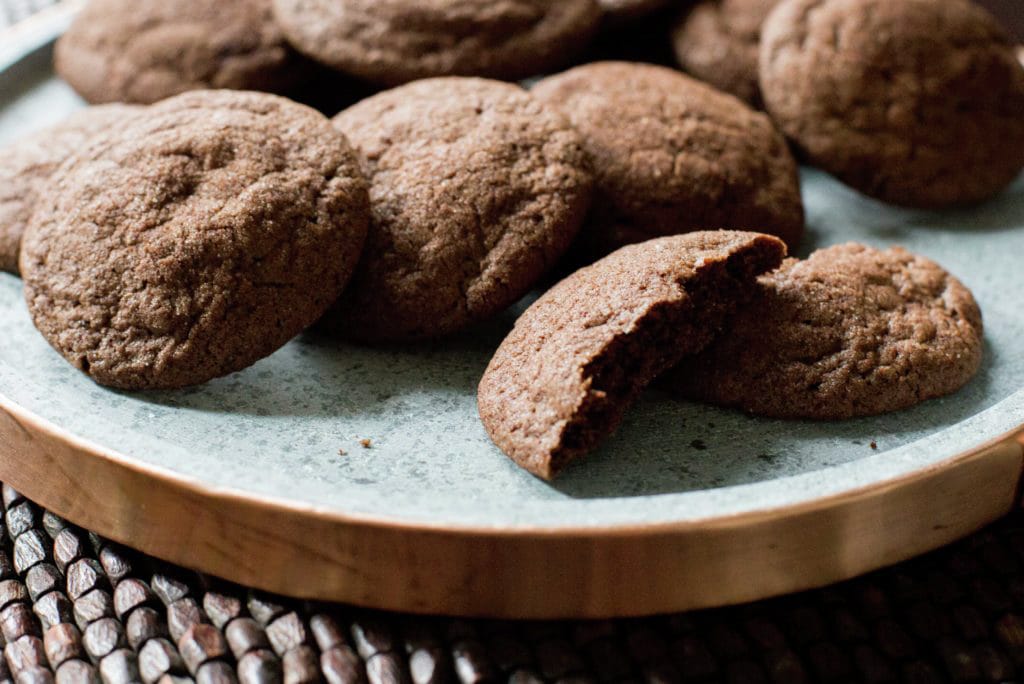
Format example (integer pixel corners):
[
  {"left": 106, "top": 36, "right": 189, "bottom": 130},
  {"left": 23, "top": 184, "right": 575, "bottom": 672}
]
[
  {"left": 55, "top": 0, "right": 311, "bottom": 104},
  {"left": 670, "top": 243, "right": 984, "bottom": 419},
  {"left": 0, "top": 104, "right": 140, "bottom": 275},
  {"left": 531, "top": 61, "right": 804, "bottom": 258},
  {"left": 478, "top": 231, "right": 786, "bottom": 480},
  {"left": 326, "top": 77, "right": 594, "bottom": 343},
  {"left": 759, "top": 0, "right": 1024, "bottom": 208},
  {"left": 672, "top": 0, "right": 782, "bottom": 106},
  {"left": 20, "top": 90, "right": 370, "bottom": 390},
  {"left": 271, "top": 0, "right": 602, "bottom": 86}
]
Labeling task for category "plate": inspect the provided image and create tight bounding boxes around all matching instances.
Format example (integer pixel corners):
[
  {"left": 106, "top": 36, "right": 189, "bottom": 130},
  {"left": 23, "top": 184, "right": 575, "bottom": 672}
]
[{"left": 1, "top": 3, "right": 1023, "bottom": 618}]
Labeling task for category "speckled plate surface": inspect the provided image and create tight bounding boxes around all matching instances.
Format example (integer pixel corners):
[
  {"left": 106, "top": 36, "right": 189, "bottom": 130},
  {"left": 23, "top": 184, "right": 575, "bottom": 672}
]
[{"left": 0, "top": 5, "right": 1023, "bottom": 617}]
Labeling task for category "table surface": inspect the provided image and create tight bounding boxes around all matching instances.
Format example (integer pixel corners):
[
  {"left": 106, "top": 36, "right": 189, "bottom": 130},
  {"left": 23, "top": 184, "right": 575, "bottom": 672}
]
[{"left": 3, "top": 2, "right": 1024, "bottom": 682}]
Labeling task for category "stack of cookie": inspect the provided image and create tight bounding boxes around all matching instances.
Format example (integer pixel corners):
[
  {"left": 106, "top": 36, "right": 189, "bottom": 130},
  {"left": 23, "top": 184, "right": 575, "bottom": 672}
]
[{"left": 0, "top": 0, "right": 1018, "bottom": 479}]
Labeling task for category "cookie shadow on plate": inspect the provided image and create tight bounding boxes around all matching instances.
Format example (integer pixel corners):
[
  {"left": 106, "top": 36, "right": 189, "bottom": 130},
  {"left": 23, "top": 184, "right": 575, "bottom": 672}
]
[
  {"left": 550, "top": 339, "right": 999, "bottom": 499},
  {"left": 803, "top": 171, "right": 1024, "bottom": 245},
  {"left": 132, "top": 302, "right": 523, "bottom": 418}
]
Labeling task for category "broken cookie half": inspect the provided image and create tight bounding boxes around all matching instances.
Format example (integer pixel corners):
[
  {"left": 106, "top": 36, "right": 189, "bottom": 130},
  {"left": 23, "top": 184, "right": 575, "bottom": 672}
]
[{"left": 477, "top": 230, "right": 786, "bottom": 480}]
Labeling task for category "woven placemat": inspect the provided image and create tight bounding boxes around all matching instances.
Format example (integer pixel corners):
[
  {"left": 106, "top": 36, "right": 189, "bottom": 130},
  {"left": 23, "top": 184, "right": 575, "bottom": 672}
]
[
  {"left": 0, "top": 478, "right": 1019, "bottom": 683},
  {"left": 2, "top": 3, "right": 1024, "bottom": 682}
]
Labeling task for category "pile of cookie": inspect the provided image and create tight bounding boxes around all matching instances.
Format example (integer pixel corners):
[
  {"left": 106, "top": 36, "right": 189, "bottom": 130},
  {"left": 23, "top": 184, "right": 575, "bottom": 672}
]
[{"left": 1, "top": 0, "right": 1021, "bottom": 479}]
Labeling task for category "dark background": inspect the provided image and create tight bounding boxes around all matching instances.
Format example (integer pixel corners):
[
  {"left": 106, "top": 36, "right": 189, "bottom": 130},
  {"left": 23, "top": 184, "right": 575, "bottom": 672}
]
[{"left": 974, "top": 0, "right": 1024, "bottom": 40}]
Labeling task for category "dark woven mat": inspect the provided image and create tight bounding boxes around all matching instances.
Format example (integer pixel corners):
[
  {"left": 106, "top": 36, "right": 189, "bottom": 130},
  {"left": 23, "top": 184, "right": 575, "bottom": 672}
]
[{"left": 0, "top": 482, "right": 1021, "bottom": 684}]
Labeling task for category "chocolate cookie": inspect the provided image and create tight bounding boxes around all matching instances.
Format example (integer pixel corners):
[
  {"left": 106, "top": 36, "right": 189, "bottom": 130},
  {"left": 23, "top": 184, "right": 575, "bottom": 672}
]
[
  {"left": 55, "top": 0, "right": 311, "bottom": 104},
  {"left": 20, "top": 91, "right": 370, "bottom": 390},
  {"left": 672, "top": 0, "right": 782, "bottom": 106},
  {"left": 271, "top": 0, "right": 602, "bottom": 86},
  {"left": 671, "top": 244, "right": 984, "bottom": 419},
  {"left": 531, "top": 62, "right": 804, "bottom": 259},
  {"left": 0, "top": 104, "right": 140, "bottom": 275},
  {"left": 760, "top": 0, "right": 1024, "bottom": 208},
  {"left": 326, "top": 77, "right": 593, "bottom": 342},
  {"left": 478, "top": 231, "right": 786, "bottom": 480}
]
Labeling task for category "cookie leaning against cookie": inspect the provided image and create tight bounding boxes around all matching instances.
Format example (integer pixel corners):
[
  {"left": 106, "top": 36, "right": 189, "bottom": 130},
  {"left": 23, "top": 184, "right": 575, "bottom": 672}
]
[
  {"left": 0, "top": 104, "right": 141, "bottom": 275},
  {"left": 20, "top": 90, "right": 370, "bottom": 390},
  {"left": 672, "top": 0, "right": 782, "bottom": 106},
  {"left": 326, "top": 77, "right": 593, "bottom": 343},
  {"left": 478, "top": 231, "right": 786, "bottom": 480},
  {"left": 669, "top": 244, "right": 984, "bottom": 419},
  {"left": 271, "top": 0, "right": 602, "bottom": 86},
  {"left": 55, "top": 0, "right": 311, "bottom": 104},
  {"left": 531, "top": 62, "right": 804, "bottom": 260},
  {"left": 759, "top": 0, "right": 1024, "bottom": 208}
]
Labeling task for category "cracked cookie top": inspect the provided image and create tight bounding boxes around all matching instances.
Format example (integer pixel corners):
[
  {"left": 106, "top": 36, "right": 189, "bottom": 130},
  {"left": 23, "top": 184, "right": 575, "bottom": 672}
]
[
  {"left": 0, "top": 104, "right": 141, "bottom": 275},
  {"left": 760, "top": 0, "right": 1024, "bottom": 208},
  {"left": 532, "top": 62, "right": 804, "bottom": 259},
  {"left": 20, "top": 90, "right": 370, "bottom": 390},
  {"left": 326, "top": 77, "right": 594, "bottom": 342},
  {"left": 55, "top": 0, "right": 311, "bottom": 104},
  {"left": 271, "top": 0, "right": 602, "bottom": 86},
  {"left": 670, "top": 243, "right": 984, "bottom": 419}
]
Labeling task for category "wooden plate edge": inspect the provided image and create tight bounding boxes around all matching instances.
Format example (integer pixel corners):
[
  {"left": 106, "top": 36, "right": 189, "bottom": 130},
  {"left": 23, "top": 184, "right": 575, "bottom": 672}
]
[
  {"left": 2, "top": 394, "right": 1022, "bottom": 618},
  {"left": 2, "top": 2, "right": 1023, "bottom": 618}
]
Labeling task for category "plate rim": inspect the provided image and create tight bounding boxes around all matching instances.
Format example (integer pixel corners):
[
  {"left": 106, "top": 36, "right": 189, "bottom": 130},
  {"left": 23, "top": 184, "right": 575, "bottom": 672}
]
[{"left": 2, "top": 3, "right": 1024, "bottom": 617}]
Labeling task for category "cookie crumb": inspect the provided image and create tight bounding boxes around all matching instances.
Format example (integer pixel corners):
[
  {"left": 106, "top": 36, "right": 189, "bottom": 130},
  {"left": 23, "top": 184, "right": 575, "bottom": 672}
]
[
  {"left": 870, "top": 441, "right": 878, "bottom": 450},
  {"left": 360, "top": 439, "right": 372, "bottom": 449}
]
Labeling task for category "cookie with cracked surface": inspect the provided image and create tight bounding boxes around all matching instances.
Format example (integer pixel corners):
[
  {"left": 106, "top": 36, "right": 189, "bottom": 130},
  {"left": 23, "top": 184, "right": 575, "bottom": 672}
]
[
  {"left": 672, "top": 0, "right": 782, "bottom": 106},
  {"left": 478, "top": 231, "right": 786, "bottom": 480},
  {"left": 760, "top": 0, "right": 1024, "bottom": 208},
  {"left": 670, "top": 243, "right": 984, "bottom": 419},
  {"left": 20, "top": 90, "right": 370, "bottom": 390},
  {"left": 55, "top": 0, "right": 312, "bottom": 104},
  {"left": 271, "top": 0, "right": 602, "bottom": 86},
  {"left": 326, "top": 77, "right": 593, "bottom": 342},
  {"left": 0, "top": 104, "right": 141, "bottom": 275},
  {"left": 531, "top": 62, "right": 804, "bottom": 259}
]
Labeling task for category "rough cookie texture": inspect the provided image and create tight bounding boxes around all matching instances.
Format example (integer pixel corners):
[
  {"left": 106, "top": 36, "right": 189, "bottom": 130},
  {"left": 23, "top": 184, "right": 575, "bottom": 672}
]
[
  {"left": 55, "top": 0, "right": 311, "bottom": 104},
  {"left": 672, "top": 0, "right": 782, "bottom": 106},
  {"left": 531, "top": 62, "right": 804, "bottom": 259},
  {"left": 760, "top": 0, "right": 1024, "bottom": 208},
  {"left": 671, "top": 243, "right": 984, "bottom": 419},
  {"left": 478, "top": 231, "right": 786, "bottom": 480},
  {"left": 271, "top": 0, "right": 602, "bottom": 86},
  {"left": 0, "top": 104, "right": 140, "bottom": 275},
  {"left": 20, "top": 90, "right": 370, "bottom": 390},
  {"left": 326, "top": 78, "right": 594, "bottom": 342}
]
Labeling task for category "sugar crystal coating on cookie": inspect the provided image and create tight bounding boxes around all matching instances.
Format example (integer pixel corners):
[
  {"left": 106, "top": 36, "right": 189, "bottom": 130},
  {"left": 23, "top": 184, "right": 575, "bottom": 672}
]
[
  {"left": 671, "top": 243, "right": 984, "bottom": 419},
  {"left": 532, "top": 61, "right": 804, "bottom": 259},
  {"left": 20, "top": 90, "right": 370, "bottom": 390},
  {"left": 56, "top": 0, "right": 310, "bottom": 104},
  {"left": 326, "top": 77, "right": 594, "bottom": 342},
  {"left": 759, "top": 0, "right": 1024, "bottom": 208},
  {"left": 0, "top": 104, "right": 141, "bottom": 275},
  {"left": 271, "top": 0, "right": 602, "bottom": 86}
]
